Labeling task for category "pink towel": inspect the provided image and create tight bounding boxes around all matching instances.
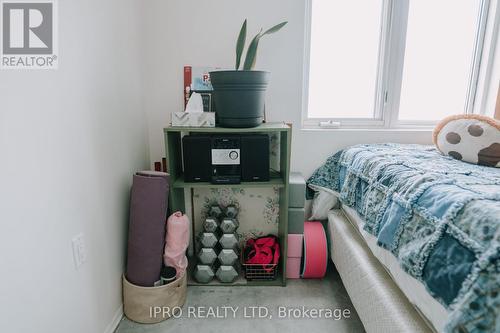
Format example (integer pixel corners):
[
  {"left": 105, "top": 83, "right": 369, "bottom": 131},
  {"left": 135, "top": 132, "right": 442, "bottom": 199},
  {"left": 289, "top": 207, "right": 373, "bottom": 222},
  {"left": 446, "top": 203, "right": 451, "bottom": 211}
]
[{"left": 163, "top": 211, "right": 190, "bottom": 278}]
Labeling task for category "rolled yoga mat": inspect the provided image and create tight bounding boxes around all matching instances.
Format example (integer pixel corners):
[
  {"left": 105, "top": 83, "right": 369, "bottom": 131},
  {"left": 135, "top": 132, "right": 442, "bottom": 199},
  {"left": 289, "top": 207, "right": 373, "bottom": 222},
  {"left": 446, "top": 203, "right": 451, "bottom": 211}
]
[
  {"left": 163, "top": 212, "right": 189, "bottom": 278},
  {"left": 301, "top": 221, "right": 328, "bottom": 278},
  {"left": 126, "top": 171, "right": 169, "bottom": 287}
]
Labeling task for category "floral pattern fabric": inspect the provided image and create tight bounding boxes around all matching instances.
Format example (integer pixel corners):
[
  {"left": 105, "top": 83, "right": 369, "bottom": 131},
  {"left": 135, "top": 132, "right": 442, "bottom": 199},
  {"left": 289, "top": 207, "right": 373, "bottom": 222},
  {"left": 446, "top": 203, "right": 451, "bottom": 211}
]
[{"left": 193, "top": 187, "right": 280, "bottom": 246}]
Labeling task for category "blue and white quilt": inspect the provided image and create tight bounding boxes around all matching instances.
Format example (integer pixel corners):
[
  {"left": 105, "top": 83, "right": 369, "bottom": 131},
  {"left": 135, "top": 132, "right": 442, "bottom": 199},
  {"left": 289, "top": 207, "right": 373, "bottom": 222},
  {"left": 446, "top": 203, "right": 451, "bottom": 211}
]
[{"left": 307, "top": 143, "right": 500, "bottom": 333}]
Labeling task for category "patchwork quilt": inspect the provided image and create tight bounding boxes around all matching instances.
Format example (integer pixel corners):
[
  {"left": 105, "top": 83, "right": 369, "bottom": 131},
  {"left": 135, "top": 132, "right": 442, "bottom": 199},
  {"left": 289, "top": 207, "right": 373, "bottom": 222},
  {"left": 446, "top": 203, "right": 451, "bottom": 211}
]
[{"left": 307, "top": 143, "right": 500, "bottom": 333}]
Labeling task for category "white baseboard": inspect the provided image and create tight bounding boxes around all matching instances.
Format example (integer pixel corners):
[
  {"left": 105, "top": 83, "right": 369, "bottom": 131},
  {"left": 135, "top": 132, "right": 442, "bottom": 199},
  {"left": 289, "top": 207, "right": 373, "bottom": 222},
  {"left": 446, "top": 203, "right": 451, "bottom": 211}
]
[{"left": 104, "top": 304, "right": 124, "bottom": 333}]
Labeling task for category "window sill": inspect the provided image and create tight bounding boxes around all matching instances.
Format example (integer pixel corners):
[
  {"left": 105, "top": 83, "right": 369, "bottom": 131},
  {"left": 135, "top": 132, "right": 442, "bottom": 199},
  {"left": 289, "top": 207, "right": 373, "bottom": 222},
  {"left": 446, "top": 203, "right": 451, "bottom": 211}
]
[
  {"left": 301, "top": 119, "right": 436, "bottom": 132},
  {"left": 300, "top": 126, "right": 434, "bottom": 133}
]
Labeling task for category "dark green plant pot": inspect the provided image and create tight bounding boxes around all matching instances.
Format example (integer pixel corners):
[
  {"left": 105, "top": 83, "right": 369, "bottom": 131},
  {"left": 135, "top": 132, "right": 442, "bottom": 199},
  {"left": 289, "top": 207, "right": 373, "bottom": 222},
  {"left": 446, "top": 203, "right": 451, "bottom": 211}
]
[{"left": 210, "top": 70, "right": 270, "bottom": 128}]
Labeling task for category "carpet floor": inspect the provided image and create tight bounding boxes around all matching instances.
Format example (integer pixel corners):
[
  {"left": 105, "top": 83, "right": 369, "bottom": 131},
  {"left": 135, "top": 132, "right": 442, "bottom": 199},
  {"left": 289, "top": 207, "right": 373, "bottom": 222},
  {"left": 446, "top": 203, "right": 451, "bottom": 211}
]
[{"left": 116, "top": 264, "right": 365, "bottom": 333}]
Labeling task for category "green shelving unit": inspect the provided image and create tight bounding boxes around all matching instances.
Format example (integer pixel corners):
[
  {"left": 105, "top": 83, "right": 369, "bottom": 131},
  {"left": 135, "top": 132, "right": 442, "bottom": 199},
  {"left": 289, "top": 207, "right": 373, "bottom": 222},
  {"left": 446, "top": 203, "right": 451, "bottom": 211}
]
[{"left": 164, "top": 122, "right": 291, "bottom": 287}]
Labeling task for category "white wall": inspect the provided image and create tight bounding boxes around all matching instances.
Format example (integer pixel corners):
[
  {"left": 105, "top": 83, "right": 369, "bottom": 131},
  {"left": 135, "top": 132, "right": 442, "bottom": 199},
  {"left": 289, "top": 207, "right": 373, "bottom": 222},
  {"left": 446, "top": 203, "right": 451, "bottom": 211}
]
[
  {"left": 0, "top": 1, "right": 148, "bottom": 333},
  {"left": 142, "top": 0, "right": 432, "bottom": 177}
]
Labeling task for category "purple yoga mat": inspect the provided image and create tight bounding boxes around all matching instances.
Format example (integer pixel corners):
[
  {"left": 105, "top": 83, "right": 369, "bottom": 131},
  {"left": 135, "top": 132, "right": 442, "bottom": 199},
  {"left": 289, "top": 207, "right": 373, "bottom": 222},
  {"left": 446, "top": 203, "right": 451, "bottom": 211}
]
[{"left": 126, "top": 171, "right": 169, "bottom": 287}]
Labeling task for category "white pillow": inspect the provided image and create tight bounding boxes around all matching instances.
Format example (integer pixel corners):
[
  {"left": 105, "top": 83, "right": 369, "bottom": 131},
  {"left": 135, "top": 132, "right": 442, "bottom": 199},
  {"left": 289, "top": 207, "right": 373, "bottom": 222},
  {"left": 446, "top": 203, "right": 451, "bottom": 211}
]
[
  {"left": 308, "top": 184, "right": 340, "bottom": 220},
  {"left": 433, "top": 114, "right": 500, "bottom": 167}
]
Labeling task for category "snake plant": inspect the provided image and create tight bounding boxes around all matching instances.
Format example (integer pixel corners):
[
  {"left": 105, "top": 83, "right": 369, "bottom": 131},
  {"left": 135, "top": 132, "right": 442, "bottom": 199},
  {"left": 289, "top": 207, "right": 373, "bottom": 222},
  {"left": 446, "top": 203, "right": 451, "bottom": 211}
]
[{"left": 235, "top": 19, "right": 288, "bottom": 70}]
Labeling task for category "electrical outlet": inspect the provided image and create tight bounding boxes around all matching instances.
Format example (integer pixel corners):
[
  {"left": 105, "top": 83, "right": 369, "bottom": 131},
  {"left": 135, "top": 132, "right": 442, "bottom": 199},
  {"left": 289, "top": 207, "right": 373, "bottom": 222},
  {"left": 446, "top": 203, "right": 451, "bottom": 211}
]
[{"left": 72, "top": 233, "right": 87, "bottom": 269}]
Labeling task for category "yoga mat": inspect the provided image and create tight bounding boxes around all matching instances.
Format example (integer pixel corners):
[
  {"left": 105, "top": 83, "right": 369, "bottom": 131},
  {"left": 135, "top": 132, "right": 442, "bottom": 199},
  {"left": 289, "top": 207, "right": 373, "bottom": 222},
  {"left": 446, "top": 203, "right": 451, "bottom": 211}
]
[
  {"left": 163, "top": 212, "right": 189, "bottom": 278},
  {"left": 301, "top": 221, "right": 327, "bottom": 278},
  {"left": 126, "top": 171, "right": 169, "bottom": 287}
]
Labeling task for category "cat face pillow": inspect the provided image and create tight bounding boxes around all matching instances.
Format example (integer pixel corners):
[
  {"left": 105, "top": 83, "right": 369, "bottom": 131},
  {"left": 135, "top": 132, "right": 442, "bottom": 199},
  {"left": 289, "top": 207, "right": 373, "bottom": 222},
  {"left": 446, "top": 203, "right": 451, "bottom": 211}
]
[{"left": 433, "top": 114, "right": 500, "bottom": 167}]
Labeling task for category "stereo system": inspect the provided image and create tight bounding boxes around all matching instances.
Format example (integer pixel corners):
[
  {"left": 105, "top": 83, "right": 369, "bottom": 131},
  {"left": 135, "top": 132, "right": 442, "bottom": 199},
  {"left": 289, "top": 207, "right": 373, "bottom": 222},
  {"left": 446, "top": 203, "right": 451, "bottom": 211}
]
[{"left": 182, "top": 134, "right": 269, "bottom": 184}]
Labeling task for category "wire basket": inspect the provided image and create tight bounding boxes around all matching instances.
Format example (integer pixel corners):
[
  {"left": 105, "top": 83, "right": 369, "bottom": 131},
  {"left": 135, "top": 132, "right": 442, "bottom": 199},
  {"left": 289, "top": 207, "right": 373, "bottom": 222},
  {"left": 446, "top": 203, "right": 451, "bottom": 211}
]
[
  {"left": 242, "top": 262, "right": 278, "bottom": 281},
  {"left": 242, "top": 247, "right": 278, "bottom": 281}
]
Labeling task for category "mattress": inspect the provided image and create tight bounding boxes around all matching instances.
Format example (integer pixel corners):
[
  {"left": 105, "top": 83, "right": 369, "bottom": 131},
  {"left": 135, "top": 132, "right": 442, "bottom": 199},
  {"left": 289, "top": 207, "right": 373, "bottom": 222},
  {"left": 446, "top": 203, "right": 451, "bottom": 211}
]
[{"left": 337, "top": 206, "right": 448, "bottom": 332}]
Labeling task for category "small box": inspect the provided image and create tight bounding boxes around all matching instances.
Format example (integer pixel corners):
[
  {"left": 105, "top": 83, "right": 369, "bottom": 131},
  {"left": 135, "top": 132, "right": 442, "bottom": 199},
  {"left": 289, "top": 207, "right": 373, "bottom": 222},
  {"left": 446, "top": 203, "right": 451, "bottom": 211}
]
[
  {"left": 289, "top": 172, "right": 306, "bottom": 208},
  {"left": 286, "top": 234, "right": 303, "bottom": 279},
  {"left": 287, "top": 234, "right": 303, "bottom": 257},
  {"left": 286, "top": 258, "right": 301, "bottom": 279},
  {"left": 288, "top": 207, "right": 305, "bottom": 234},
  {"left": 171, "top": 112, "right": 215, "bottom": 127}
]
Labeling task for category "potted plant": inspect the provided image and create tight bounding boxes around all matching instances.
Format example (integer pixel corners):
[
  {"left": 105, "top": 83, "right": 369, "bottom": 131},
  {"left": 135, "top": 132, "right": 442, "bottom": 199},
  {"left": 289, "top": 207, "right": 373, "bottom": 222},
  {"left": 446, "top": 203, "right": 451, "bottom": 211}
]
[{"left": 210, "top": 19, "right": 287, "bottom": 128}]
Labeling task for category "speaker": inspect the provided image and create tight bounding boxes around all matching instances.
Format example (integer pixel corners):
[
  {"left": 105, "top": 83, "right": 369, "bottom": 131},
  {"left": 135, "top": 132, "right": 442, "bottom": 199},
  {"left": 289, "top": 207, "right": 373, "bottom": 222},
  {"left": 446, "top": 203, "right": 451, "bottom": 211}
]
[
  {"left": 241, "top": 134, "right": 270, "bottom": 181},
  {"left": 182, "top": 135, "right": 211, "bottom": 182}
]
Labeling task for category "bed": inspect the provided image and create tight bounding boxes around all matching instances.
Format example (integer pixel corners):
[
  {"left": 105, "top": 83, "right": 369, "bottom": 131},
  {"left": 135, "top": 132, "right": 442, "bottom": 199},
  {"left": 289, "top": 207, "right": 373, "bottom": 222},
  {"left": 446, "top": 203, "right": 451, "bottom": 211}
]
[{"left": 307, "top": 143, "right": 500, "bottom": 333}]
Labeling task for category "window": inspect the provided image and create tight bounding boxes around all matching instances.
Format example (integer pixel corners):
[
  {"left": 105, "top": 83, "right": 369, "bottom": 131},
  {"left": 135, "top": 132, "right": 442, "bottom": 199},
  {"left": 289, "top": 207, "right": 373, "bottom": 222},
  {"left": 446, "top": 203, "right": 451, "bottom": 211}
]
[
  {"left": 398, "top": 0, "right": 481, "bottom": 121},
  {"left": 308, "top": 1, "right": 384, "bottom": 119},
  {"left": 304, "top": 0, "right": 492, "bottom": 128}
]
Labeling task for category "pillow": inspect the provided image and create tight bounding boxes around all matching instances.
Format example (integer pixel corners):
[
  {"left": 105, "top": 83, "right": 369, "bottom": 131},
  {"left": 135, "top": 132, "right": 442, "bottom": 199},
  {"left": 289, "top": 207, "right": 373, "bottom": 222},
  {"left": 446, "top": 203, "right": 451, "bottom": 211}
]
[
  {"left": 433, "top": 114, "right": 500, "bottom": 167},
  {"left": 308, "top": 184, "right": 340, "bottom": 220}
]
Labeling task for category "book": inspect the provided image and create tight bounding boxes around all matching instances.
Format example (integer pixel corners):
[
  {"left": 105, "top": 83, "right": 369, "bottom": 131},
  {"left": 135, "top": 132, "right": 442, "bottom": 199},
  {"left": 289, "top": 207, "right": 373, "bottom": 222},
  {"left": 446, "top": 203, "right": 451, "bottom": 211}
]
[
  {"left": 183, "top": 66, "right": 218, "bottom": 112},
  {"left": 183, "top": 66, "right": 192, "bottom": 109},
  {"left": 191, "top": 66, "right": 214, "bottom": 91}
]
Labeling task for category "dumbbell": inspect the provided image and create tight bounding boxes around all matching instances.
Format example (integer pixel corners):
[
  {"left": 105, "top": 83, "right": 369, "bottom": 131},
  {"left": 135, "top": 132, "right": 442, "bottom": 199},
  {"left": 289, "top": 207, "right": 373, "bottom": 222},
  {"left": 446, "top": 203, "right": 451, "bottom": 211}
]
[
  {"left": 220, "top": 218, "right": 239, "bottom": 234},
  {"left": 219, "top": 233, "right": 239, "bottom": 250},
  {"left": 199, "top": 232, "right": 218, "bottom": 248},
  {"left": 194, "top": 265, "right": 215, "bottom": 284},
  {"left": 197, "top": 248, "right": 218, "bottom": 265},
  {"left": 225, "top": 205, "right": 238, "bottom": 219},
  {"left": 216, "top": 265, "right": 238, "bottom": 283},
  {"left": 203, "top": 218, "right": 220, "bottom": 233},
  {"left": 218, "top": 249, "right": 238, "bottom": 266},
  {"left": 208, "top": 205, "right": 223, "bottom": 220}
]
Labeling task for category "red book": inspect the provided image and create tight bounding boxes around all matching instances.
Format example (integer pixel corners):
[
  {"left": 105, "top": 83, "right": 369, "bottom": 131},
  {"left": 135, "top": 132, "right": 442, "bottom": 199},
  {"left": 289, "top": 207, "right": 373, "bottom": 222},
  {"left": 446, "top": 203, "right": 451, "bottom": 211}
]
[{"left": 183, "top": 66, "right": 192, "bottom": 109}]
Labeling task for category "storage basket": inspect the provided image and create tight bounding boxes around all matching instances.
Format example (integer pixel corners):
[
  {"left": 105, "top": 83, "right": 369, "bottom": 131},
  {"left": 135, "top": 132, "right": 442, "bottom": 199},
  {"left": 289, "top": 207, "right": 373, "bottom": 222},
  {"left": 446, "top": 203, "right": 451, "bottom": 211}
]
[
  {"left": 243, "top": 262, "right": 278, "bottom": 280},
  {"left": 122, "top": 273, "right": 187, "bottom": 324},
  {"left": 242, "top": 248, "right": 278, "bottom": 281}
]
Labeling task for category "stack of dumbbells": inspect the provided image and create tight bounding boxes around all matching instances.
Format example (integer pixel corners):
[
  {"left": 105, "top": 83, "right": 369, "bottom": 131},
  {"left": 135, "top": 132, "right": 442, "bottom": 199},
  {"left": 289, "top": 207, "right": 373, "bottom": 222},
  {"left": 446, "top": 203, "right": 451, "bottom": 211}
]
[{"left": 194, "top": 205, "right": 240, "bottom": 283}]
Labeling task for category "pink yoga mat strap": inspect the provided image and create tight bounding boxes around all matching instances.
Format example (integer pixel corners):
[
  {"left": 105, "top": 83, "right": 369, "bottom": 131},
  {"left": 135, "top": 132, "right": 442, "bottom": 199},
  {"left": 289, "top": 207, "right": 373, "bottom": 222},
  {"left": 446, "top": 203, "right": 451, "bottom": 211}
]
[{"left": 301, "top": 221, "right": 327, "bottom": 278}]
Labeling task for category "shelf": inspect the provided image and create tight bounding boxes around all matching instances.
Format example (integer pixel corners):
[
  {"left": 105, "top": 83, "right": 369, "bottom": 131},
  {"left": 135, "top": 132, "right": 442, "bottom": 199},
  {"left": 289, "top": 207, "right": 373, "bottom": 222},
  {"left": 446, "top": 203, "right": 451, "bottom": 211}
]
[
  {"left": 187, "top": 274, "right": 284, "bottom": 287},
  {"left": 187, "top": 260, "right": 285, "bottom": 287},
  {"left": 172, "top": 171, "right": 285, "bottom": 189},
  {"left": 165, "top": 123, "right": 291, "bottom": 287},
  {"left": 164, "top": 122, "right": 291, "bottom": 133}
]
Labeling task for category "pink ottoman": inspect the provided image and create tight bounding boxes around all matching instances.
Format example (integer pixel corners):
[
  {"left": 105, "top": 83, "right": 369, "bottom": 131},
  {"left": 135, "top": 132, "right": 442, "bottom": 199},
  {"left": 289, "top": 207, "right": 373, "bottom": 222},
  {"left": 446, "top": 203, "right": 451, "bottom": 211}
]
[{"left": 286, "top": 234, "right": 303, "bottom": 279}]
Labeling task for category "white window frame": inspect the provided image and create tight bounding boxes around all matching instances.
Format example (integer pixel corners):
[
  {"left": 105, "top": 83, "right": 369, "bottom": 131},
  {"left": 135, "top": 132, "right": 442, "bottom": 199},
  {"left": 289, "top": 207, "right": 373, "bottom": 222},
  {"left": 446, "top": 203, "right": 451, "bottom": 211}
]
[{"left": 302, "top": 0, "right": 495, "bottom": 130}]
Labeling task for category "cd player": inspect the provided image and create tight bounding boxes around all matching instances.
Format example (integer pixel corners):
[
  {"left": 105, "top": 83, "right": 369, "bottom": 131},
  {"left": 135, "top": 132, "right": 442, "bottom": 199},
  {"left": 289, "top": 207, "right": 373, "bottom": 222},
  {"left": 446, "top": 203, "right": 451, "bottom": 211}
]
[{"left": 211, "top": 135, "right": 241, "bottom": 184}]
